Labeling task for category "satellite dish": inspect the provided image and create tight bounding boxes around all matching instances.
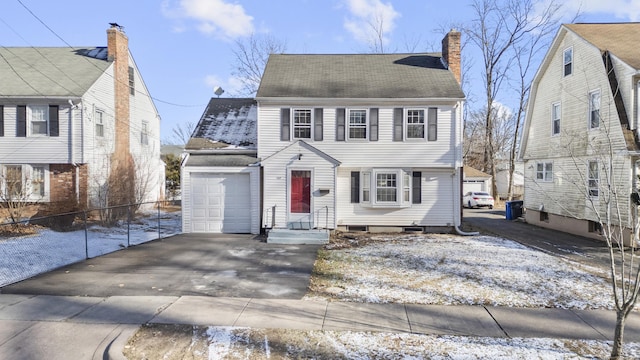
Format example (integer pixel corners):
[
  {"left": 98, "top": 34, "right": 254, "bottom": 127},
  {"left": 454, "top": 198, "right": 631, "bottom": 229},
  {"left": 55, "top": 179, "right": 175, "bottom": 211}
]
[{"left": 214, "top": 86, "right": 224, "bottom": 97}]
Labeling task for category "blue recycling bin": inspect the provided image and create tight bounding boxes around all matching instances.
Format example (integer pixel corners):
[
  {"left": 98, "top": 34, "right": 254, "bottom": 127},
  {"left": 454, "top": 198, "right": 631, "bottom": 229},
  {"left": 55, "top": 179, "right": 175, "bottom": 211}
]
[
  {"left": 505, "top": 200, "right": 524, "bottom": 220},
  {"left": 505, "top": 201, "right": 513, "bottom": 220}
]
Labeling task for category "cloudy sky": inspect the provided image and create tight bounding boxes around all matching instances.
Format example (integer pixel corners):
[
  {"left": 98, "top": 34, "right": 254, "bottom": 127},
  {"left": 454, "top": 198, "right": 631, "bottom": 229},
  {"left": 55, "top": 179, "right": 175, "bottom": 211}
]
[{"left": 2, "top": 0, "right": 638, "bottom": 143}]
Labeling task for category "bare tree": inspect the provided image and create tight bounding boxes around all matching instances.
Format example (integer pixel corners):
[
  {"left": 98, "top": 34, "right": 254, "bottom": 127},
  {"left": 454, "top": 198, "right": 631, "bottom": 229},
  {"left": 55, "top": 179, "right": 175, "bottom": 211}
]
[
  {"left": 163, "top": 121, "right": 195, "bottom": 146},
  {"left": 464, "top": 0, "right": 558, "bottom": 197},
  {"left": 231, "top": 34, "right": 287, "bottom": 96},
  {"left": 506, "top": 1, "right": 568, "bottom": 200}
]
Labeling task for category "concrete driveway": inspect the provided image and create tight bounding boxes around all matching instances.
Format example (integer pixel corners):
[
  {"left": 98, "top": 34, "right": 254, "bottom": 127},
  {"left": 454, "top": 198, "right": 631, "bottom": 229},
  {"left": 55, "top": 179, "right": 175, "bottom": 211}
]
[{"left": 0, "top": 233, "right": 321, "bottom": 299}]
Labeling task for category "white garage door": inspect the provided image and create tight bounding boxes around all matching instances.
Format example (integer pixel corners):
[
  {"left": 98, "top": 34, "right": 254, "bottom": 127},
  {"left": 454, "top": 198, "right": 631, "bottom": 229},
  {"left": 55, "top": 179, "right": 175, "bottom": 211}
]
[
  {"left": 463, "top": 180, "right": 485, "bottom": 194},
  {"left": 190, "top": 173, "right": 251, "bottom": 233}
]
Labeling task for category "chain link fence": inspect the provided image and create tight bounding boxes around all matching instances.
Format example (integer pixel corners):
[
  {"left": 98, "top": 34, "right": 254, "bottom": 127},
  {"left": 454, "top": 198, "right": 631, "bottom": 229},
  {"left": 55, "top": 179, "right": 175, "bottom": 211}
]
[{"left": 0, "top": 201, "right": 181, "bottom": 287}]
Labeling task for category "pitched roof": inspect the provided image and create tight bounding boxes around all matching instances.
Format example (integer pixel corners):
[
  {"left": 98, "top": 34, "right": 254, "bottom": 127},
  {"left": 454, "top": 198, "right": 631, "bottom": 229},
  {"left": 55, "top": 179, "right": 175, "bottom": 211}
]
[
  {"left": 189, "top": 98, "right": 257, "bottom": 150},
  {"left": 565, "top": 23, "right": 640, "bottom": 69},
  {"left": 184, "top": 154, "right": 258, "bottom": 167},
  {"left": 256, "top": 53, "right": 465, "bottom": 99},
  {"left": 463, "top": 166, "right": 491, "bottom": 179},
  {"left": 0, "top": 47, "right": 111, "bottom": 97}
]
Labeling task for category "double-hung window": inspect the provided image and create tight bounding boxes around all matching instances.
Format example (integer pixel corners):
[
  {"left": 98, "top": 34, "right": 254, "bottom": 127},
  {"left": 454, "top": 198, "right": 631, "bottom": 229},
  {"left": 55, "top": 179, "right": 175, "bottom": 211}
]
[
  {"left": 536, "top": 162, "right": 553, "bottom": 182},
  {"left": 2, "top": 164, "right": 48, "bottom": 199},
  {"left": 563, "top": 47, "right": 573, "bottom": 77},
  {"left": 589, "top": 90, "right": 600, "bottom": 129},
  {"left": 348, "top": 109, "right": 367, "bottom": 139},
  {"left": 4, "top": 165, "right": 23, "bottom": 198},
  {"left": 293, "top": 109, "right": 312, "bottom": 139},
  {"left": 95, "top": 110, "right": 104, "bottom": 137},
  {"left": 406, "top": 109, "right": 425, "bottom": 139},
  {"left": 355, "top": 169, "right": 415, "bottom": 208},
  {"left": 552, "top": 102, "right": 561, "bottom": 135},
  {"left": 141, "top": 121, "right": 149, "bottom": 145},
  {"left": 30, "top": 105, "right": 48, "bottom": 135},
  {"left": 587, "top": 160, "right": 599, "bottom": 198},
  {"left": 31, "top": 166, "right": 45, "bottom": 197}
]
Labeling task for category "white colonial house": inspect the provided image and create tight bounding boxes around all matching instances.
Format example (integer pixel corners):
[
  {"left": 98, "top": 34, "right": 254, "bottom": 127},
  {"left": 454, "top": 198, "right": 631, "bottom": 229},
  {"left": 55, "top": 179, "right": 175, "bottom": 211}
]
[
  {"left": 519, "top": 23, "right": 640, "bottom": 243},
  {"left": 256, "top": 30, "right": 465, "bottom": 237},
  {"left": 0, "top": 24, "right": 163, "bottom": 212}
]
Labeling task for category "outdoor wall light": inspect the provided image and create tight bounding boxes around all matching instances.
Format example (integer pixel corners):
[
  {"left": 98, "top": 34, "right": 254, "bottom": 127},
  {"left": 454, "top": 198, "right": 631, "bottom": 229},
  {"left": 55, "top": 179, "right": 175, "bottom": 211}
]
[{"left": 297, "top": 153, "right": 303, "bottom": 160}]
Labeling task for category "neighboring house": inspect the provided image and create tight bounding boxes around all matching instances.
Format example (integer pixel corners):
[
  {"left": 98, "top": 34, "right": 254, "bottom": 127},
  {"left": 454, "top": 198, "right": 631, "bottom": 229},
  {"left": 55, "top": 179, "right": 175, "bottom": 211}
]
[
  {"left": 181, "top": 98, "right": 261, "bottom": 234},
  {"left": 519, "top": 23, "right": 640, "bottom": 242},
  {"left": 462, "top": 166, "right": 492, "bottom": 195},
  {"left": 256, "top": 30, "right": 465, "bottom": 234},
  {"left": 0, "top": 24, "right": 163, "bottom": 212},
  {"left": 496, "top": 168, "right": 524, "bottom": 200}
]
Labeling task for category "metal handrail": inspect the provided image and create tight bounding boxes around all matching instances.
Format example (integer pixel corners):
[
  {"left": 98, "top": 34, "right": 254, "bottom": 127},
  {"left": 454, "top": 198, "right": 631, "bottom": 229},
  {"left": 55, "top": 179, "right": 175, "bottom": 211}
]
[
  {"left": 263, "top": 205, "right": 276, "bottom": 229},
  {"left": 315, "top": 206, "right": 329, "bottom": 230}
]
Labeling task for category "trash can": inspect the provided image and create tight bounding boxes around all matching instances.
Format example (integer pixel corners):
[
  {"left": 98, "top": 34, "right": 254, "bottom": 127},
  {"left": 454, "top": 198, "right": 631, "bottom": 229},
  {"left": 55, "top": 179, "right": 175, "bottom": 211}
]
[
  {"left": 511, "top": 200, "right": 523, "bottom": 218},
  {"left": 505, "top": 201, "right": 513, "bottom": 220}
]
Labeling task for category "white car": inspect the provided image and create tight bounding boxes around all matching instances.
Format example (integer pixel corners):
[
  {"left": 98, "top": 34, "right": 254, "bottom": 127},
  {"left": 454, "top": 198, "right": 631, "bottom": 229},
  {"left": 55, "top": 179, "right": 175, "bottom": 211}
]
[{"left": 463, "top": 191, "right": 494, "bottom": 209}]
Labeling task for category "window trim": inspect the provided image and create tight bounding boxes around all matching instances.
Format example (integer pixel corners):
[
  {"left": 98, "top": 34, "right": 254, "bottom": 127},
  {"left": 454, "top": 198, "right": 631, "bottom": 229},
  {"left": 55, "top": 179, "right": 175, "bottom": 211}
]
[
  {"left": 29, "top": 104, "right": 49, "bottom": 136},
  {"left": 563, "top": 47, "right": 573, "bottom": 77},
  {"left": 2, "top": 164, "right": 49, "bottom": 201},
  {"left": 587, "top": 160, "right": 599, "bottom": 199},
  {"left": 347, "top": 108, "right": 368, "bottom": 140},
  {"left": 292, "top": 108, "right": 313, "bottom": 140},
  {"left": 589, "top": 89, "right": 601, "bottom": 130},
  {"left": 535, "top": 162, "right": 553, "bottom": 182},
  {"left": 551, "top": 102, "right": 561, "bottom": 136},
  {"left": 95, "top": 109, "right": 105, "bottom": 137},
  {"left": 359, "top": 169, "right": 412, "bottom": 208},
  {"left": 405, "top": 109, "right": 425, "bottom": 140},
  {"left": 141, "top": 121, "right": 149, "bottom": 145}
]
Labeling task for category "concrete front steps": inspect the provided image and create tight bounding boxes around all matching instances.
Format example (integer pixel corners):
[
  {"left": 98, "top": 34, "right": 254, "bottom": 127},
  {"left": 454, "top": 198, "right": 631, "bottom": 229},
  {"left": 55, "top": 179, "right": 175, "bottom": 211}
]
[{"left": 266, "top": 228, "right": 330, "bottom": 244}]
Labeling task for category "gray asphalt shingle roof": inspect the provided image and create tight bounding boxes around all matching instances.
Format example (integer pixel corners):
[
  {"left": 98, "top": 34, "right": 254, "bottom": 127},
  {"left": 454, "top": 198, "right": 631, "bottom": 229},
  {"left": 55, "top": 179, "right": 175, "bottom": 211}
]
[
  {"left": 0, "top": 47, "right": 111, "bottom": 97},
  {"left": 256, "top": 53, "right": 465, "bottom": 99},
  {"left": 189, "top": 98, "right": 257, "bottom": 150}
]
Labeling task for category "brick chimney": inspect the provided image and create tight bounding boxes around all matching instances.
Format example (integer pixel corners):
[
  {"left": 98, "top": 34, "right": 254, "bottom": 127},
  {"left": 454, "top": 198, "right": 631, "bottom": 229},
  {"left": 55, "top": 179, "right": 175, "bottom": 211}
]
[
  {"left": 442, "top": 29, "right": 461, "bottom": 84},
  {"left": 107, "top": 23, "right": 130, "bottom": 159}
]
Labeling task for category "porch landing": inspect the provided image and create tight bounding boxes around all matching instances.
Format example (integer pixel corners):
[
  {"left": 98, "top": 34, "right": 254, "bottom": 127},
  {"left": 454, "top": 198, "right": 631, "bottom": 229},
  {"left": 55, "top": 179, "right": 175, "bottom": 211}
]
[{"left": 266, "top": 228, "right": 330, "bottom": 245}]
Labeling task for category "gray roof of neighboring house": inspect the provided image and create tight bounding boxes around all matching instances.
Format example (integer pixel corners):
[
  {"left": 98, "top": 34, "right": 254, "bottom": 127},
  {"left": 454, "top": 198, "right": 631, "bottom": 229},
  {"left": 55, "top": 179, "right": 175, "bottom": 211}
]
[
  {"left": 0, "top": 47, "right": 111, "bottom": 97},
  {"left": 256, "top": 53, "right": 465, "bottom": 99},
  {"left": 565, "top": 23, "right": 640, "bottom": 69},
  {"left": 188, "top": 98, "right": 257, "bottom": 150},
  {"left": 463, "top": 166, "right": 491, "bottom": 179},
  {"left": 184, "top": 154, "right": 258, "bottom": 167}
]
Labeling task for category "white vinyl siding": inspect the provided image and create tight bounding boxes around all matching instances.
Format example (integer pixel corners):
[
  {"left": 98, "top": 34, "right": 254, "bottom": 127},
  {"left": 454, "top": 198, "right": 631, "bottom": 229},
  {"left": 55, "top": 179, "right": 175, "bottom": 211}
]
[
  {"left": 337, "top": 168, "right": 456, "bottom": 227},
  {"left": 258, "top": 106, "right": 458, "bottom": 167},
  {"left": 182, "top": 166, "right": 261, "bottom": 234}
]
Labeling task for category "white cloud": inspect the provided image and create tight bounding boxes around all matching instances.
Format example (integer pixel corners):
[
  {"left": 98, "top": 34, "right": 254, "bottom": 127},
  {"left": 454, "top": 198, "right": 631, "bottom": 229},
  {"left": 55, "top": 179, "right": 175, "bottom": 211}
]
[
  {"left": 342, "top": 0, "right": 400, "bottom": 46},
  {"left": 541, "top": 0, "right": 640, "bottom": 22},
  {"left": 161, "top": 0, "right": 254, "bottom": 40}
]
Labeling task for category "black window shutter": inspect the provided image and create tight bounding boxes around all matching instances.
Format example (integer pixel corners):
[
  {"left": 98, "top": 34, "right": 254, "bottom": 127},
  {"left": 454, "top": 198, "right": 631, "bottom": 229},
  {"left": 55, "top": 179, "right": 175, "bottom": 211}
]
[
  {"left": 393, "top": 108, "right": 403, "bottom": 141},
  {"left": 351, "top": 171, "right": 360, "bottom": 203},
  {"left": 428, "top": 107, "right": 438, "bottom": 141},
  {"left": 280, "top": 108, "right": 290, "bottom": 141},
  {"left": 336, "top": 108, "right": 345, "bottom": 141},
  {"left": 16, "top": 105, "right": 26, "bottom": 137},
  {"left": 412, "top": 171, "right": 422, "bottom": 204},
  {"left": 314, "top": 108, "right": 323, "bottom": 141},
  {"left": 0, "top": 105, "right": 4, "bottom": 137},
  {"left": 49, "top": 105, "right": 59, "bottom": 137},
  {"left": 369, "top": 108, "right": 378, "bottom": 141}
]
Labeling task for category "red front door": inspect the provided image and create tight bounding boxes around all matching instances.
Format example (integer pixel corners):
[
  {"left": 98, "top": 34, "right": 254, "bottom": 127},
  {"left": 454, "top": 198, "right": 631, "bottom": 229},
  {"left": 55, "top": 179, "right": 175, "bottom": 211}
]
[{"left": 290, "top": 170, "right": 311, "bottom": 213}]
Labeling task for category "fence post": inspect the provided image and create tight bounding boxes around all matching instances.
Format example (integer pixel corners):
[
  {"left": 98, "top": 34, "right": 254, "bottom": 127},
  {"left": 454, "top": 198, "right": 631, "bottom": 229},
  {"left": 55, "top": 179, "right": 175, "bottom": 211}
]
[
  {"left": 84, "top": 210, "right": 89, "bottom": 259},
  {"left": 157, "top": 201, "right": 161, "bottom": 240},
  {"left": 127, "top": 205, "right": 131, "bottom": 247}
]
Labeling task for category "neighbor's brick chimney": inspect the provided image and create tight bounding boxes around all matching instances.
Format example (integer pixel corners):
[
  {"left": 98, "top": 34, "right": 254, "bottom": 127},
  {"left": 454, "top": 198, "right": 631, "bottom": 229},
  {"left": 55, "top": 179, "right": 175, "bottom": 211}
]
[
  {"left": 442, "top": 29, "right": 461, "bottom": 85},
  {"left": 107, "top": 23, "right": 130, "bottom": 159}
]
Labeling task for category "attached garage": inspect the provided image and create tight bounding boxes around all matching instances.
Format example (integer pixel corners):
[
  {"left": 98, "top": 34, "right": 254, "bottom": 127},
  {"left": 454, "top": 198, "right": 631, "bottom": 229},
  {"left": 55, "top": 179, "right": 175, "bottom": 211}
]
[
  {"left": 190, "top": 173, "right": 252, "bottom": 233},
  {"left": 182, "top": 155, "right": 261, "bottom": 235}
]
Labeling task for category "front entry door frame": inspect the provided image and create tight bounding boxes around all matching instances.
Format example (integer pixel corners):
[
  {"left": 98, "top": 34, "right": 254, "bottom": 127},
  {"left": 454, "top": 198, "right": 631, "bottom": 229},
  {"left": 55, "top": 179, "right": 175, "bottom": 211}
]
[{"left": 288, "top": 168, "right": 313, "bottom": 229}]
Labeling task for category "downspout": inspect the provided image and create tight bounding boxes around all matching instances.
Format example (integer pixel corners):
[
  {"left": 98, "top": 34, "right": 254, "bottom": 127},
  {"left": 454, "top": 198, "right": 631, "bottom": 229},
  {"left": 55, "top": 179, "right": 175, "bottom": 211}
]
[{"left": 452, "top": 103, "right": 478, "bottom": 236}]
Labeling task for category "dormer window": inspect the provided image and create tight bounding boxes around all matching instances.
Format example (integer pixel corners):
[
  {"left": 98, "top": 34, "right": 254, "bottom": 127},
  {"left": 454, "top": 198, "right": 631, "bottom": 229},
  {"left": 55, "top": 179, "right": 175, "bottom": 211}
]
[{"left": 563, "top": 47, "right": 572, "bottom": 77}]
